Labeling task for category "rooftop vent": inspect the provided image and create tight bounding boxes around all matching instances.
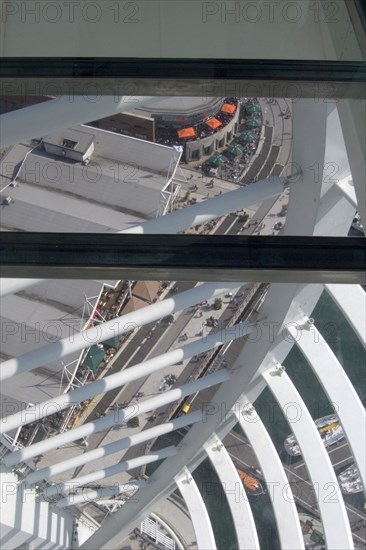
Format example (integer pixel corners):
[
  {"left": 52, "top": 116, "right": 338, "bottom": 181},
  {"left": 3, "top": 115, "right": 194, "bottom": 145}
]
[{"left": 62, "top": 139, "right": 78, "bottom": 149}]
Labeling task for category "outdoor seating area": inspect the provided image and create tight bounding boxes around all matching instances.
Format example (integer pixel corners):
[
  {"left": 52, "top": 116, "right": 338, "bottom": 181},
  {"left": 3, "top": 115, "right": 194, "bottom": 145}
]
[
  {"left": 200, "top": 99, "right": 263, "bottom": 182},
  {"left": 155, "top": 97, "right": 239, "bottom": 148}
]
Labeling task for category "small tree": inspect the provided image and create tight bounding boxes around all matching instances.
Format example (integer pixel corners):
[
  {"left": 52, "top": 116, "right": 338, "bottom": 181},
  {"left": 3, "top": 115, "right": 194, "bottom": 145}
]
[
  {"left": 214, "top": 298, "right": 223, "bottom": 310},
  {"left": 127, "top": 416, "right": 140, "bottom": 428}
]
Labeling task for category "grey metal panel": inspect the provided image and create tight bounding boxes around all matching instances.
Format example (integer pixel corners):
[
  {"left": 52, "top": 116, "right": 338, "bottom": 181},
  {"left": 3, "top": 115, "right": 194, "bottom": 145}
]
[
  {"left": 85, "top": 125, "right": 175, "bottom": 175},
  {"left": 3, "top": 183, "right": 140, "bottom": 232},
  {"left": 0, "top": 200, "right": 109, "bottom": 233},
  {"left": 1, "top": 368, "right": 68, "bottom": 406},
  {"left": 0, "top": 298, "right": 75, "bottom": 335},
  {"left": 0, "top": 293, "right": 84, "bottom": 372},
  {"left": 19, "top": 152, "right": 164, "bottom": 218},
  {"left": 25, "top": 279, "right": 107, "bottom": 311}
]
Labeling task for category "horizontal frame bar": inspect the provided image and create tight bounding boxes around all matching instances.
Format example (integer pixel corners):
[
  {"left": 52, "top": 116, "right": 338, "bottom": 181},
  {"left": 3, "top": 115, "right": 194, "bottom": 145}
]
[
  {"left": 0, "top": 59, "right": 365, "bottom": 98},
  {"left": 0, "top": 234, "right": 365, "bottom": 284}
]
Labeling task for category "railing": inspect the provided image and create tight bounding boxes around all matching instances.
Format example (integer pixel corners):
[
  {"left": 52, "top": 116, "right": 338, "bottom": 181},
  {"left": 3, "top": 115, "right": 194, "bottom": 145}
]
[{"left": 141, "top": 516, "right": 176, "bottom": 550}]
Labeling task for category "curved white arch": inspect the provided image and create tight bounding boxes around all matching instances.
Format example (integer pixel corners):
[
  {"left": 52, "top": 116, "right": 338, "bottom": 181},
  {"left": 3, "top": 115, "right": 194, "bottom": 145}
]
[
  {"left": 324, "top": 285, "right": 366, "bottom": 348},
  {"left": 288, "top": 318, "right": 366, "bottom": 493},
  {"left": 237, "top": 406, "right": 304, "bottom": 550},
  {"left": 176, "top": 468, "right": 216, "bottom": 550},
  {"left": 205, "top": 434, "right": 260, "bottom": 550},
  {"left": 262, "top": 368, "right": 353, "bottom": 550}
]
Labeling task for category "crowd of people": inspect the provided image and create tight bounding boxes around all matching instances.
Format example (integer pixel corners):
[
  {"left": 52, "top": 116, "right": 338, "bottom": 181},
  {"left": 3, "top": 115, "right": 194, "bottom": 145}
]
[
  {"left": 201, "top": 99, "right": 262, "bottom": 182},
  {"left": 200, "top": 99, "right": 263, "bottom": 182}
]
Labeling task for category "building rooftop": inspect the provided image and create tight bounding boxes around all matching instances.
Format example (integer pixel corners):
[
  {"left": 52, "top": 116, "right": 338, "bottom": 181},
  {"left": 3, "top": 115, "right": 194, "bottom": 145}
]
[
  {"left": 0, "top": 126, "right": 180, "bottom": 412},
  {"left": 43, "top": 128, "right": 95, "bottom": 154}
]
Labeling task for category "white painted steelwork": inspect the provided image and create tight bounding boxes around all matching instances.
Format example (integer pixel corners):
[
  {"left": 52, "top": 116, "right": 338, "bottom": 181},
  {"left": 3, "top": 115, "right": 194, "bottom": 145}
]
[
  {"left": 237, "top": 406, "right": 304, "bottom": 549},
  {"left": 70, "top": 97, "right": 362, "bottom": 550},
  {"left": 288, "top": 319, "right": 366, "bottom": 493},
  {"left": 26, "top": 411, "right": 203, "bottom": 485},
  {"left": 325, "top": 284, "right": 366, "bottom": 348},
  {"left": 4, "top": 369, "right": 230, "bottom": 467},
  {"left": 205, "top": 435, "right": 260, "bottom": 550},
  {"left": 121, "top": 177, "right": 284, "bottom": 234},
  {"left": 176, "top": 468, "right": 216, "bottom": 550},
  {"left": 44, "top": 447, "right": 176, "bottom": 498},
  {"left": 0, "top": 282, "right": 239, "bottom": 382},
  {"left": 262, "top": 368, "right": 354, "bottom": 550},
  {"left": 1, "top": 14, "right": 365, "bottom": 548},
  {"left": 55, "top": 483, "right": 145, "bottom": 508},
  {"left": 0, "top": 96, "right": 165, "bottom": 148},
  {"left": 1, "top": 321, "right": 252, "bottom": 434}
]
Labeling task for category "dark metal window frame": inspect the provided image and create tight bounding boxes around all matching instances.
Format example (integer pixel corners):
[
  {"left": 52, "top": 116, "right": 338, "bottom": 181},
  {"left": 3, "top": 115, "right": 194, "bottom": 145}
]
[
  {"left": 0, "top": 234, "right": 365, "bottom": 284},
  {"left": 0, "top": 56, "right": 365, "bottom": 283},
  {"left": 0, "top": 59, "right": 365, "bottom": 98}
]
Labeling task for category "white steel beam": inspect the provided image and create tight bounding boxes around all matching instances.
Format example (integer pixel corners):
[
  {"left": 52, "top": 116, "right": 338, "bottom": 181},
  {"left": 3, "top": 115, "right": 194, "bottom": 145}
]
[
  {"left": 205, "top": 435, "right": 260, "bottom": 550},
  {"left": 43, "top": 447, "right": 176, "bottom": 498},
  {"left": 288, "top": 317, "right": 366, "bottom": 492},
  {"left": 78, "top": 284, "right": 311, "bottom": 550},
  {"left": 262, "top": 368, "right": 353, "bottom": 550},
  {"left": 4, "top": 369, "right": 230, "bottom": 468},
  {"left": 55, "top": 482, "right": 145, "bottom": 508},
  {"left": 121, "top": 177, "right": 284, "bottom": 234},
  {"left": 0, "top": 96, "right": 165, "bottom": 148},
  {"left": 324, "top": 284, "right": 366, "bottom": 348},
  {"left": 0, "top": 282, "right": 239, "bottom": 382},
  {"left": 26, "top": 411, "right": 202, "bottom": 485},
  {"left": 236, "top": 406, "right": 304, "bottom": 550},
  {"left": 1, "top": 321, "right": 253, "bottom": 434},
  {"left": 175, "top": 468, "right": 216, "bottom": 550}
]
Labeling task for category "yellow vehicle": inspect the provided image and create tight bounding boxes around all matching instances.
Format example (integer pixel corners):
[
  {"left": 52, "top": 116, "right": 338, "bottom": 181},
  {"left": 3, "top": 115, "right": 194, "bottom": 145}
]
[{"left": 181, "top": 391, "right": 199, "bottom": 413}]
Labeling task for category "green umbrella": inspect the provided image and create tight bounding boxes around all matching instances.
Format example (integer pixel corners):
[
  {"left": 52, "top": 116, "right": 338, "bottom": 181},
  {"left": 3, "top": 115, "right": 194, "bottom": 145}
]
[
  {"left": 103, "top": 335, "right": 121, "bottom": 348},
  {"left": 209, "top": 152, "right": 227, "bottom": 166},
  {"left": 237, "top": 131, "right": 255, "bottom": 144},
  {"left": 245, "top": 103, "right": 262, "bottom": 113},
  {"left": 83, "top": 345, "right": 105, "bottom": 373},
  {"left": 245, "top": 117, "right": 262, "bottom": 128},
  {"left": 226, "top": 143, "right": 244, "bottom": 156}
]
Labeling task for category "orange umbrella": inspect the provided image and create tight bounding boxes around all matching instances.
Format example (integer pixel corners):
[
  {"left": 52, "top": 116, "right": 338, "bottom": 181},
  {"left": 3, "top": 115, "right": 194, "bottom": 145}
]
[
  {"left": 221, "top": 103, "right": 236, "bottom": 114},
  {"left": 177, "top": 127, "right": 195, "bottom": 138},
  {"left": 205, "top": 118, "right": 222, "bottom": 129}
]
